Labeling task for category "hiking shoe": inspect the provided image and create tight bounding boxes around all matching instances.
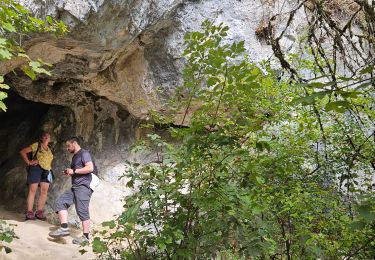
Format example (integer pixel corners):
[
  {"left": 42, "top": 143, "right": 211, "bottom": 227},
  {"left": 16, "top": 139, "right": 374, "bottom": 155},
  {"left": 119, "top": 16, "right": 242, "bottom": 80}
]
[
  {"left": 25, "top": 211, "right": 35, "bottom": 221},
  {"left": 48, "top": 227, "right": 70, "bottom": 238},
  {"left": 35, "top": 210, "right": 46, "bottom": 221},
  {"left": 72, "top": 235, "right": 89, "bottom": 245}
]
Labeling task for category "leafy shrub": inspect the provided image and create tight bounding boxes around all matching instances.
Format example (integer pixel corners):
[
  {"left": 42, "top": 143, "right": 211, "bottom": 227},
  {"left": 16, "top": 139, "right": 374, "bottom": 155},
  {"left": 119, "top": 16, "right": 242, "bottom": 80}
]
[{"left": 93, "top": 20, "right": 375, "bottom": 259}]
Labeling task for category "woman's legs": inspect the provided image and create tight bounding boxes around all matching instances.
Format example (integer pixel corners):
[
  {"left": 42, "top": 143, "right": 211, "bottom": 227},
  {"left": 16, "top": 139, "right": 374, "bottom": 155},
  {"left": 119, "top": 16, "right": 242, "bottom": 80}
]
[
  {"left": 37, "top": 182, "right": 50, "bottom": 211},
  {"left": 27, "top": 183, "right": 38, "bottom": 212}
]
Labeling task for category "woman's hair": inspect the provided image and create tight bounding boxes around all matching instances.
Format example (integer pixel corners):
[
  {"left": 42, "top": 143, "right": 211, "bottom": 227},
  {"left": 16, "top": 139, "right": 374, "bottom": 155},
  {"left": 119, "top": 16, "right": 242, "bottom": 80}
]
[{"left": 39, "top": 131, "right": 50, "bottom": 142}]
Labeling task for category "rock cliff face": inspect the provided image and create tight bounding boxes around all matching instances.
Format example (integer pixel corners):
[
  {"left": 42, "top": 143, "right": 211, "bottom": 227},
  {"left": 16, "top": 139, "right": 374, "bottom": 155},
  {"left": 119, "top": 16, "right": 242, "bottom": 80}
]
[{"left": 0, "top": 0, "right": 301, "bottom": 224}]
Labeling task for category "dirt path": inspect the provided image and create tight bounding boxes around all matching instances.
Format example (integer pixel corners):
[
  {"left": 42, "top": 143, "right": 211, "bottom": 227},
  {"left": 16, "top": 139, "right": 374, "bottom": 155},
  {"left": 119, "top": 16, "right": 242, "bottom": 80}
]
[{"left": 0, "top": 208, "right": 96, "bottom": 260}]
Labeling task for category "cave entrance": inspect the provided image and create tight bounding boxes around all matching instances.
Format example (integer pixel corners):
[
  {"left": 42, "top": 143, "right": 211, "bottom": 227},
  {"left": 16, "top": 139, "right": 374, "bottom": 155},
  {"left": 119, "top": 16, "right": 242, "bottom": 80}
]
[{"left": 0, "top": 89, "right": 56, "bottom": 211}]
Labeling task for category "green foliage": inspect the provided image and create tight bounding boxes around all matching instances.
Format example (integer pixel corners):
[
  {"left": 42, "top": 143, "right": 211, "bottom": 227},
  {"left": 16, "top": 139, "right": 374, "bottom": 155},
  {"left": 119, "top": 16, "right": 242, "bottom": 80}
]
[
  {"left": 0, "top": 220, "right": 16, "bottom": 252},
  {"left": 93, "top": 20, "right": 375, "bottom": 259},
  {"left": 0, "top": 0, "right": 68, "bottom": 111},
  {"left": 287, "top": 43, "right": 374, "bottom": 115}
]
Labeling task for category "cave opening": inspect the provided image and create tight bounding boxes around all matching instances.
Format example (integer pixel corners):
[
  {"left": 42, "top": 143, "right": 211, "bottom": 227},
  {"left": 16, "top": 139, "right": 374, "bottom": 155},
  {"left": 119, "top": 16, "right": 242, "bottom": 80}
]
[{"left": 0, "top": 89, "right": 61, "bottom": 211}]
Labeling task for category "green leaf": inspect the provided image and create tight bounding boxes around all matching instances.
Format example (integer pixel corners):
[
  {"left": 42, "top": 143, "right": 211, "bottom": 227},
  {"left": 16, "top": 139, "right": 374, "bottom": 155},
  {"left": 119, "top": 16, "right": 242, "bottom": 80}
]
[
  {"left": 359, "top": 65, "right": 374, "bottom": 75},
  {"left": 0, "top": 48, "right": 13, "bottom": 60},
  {"left": 355, "top": 81, "right": 372, "bottom": 90},
  {"left": 0, "top": 101, "right": 6, "bottom": 112},
  {"left": 46, "top": 16, "right": 54, "bottom": 25},
  {"left": 2, "top": 22, "right": 16, "bottom": 32},
  {"left": 291, "top": 91, "right": 331, "bottom": 105},
  {"left": 0, "top": 84, "right": 10, "bottom": 90},
  {"left": 126, "top": 180, "right": 134, "bottom": 188},
  {"left": 92, "top": 237, "right": 107, "bottom": 254},
  {"left": 256, "top": 176, "right": 265, "bottom": 184},
  {"left": 158, "top": 242, "right": 166, "bottom": 251},
  {"left": 29, "top": 61, "right": 42, "bottom": 68},
  {"left": 256, "top": 141, "right": 271, "bottom": 152},
  {"left": 207, "top": 77, "right": 219, "bottom": 87},
  {"left": 357, "top": 204, "right": 375, "bottom": 222},
  {"left": 33, "top": 67, "right": 51, "bottom": 76},
  {"left": 338, "top": 91, "right": 361, "bottom": 98},
  {"left": 22, "top": 66, "right": 36, "bottom": 80},
  {"left": 325, "top": 101, "right": 350, "bottom": 113},
  {"left": 165, "top": 236, "right": 173, "bottom": 244},
  {"left": 18, "top": 53, "right": 31, "bottom": 60},
  {"left": 231, "top": 41, "right": 246, "bottom": 54},
  {"left": 0, "top": 92, "right": 8, "bottom": 100},
  {"left": 102, "top": 220, "right": 116, "bottom": 229},
  {"left": 0, "top": 38, "right": 7, "bottom": 46},
  {"left": 349, "top": 220, "right": 366, "bottom": 230},
  {"left": 79, "top": 249, "right": 88, "bottom": 255},
  {"left": 305, "top": 82, "right": 333, "bottom": 89},
  {"left": 78, "top": 248, "right": 87, "bottom": 255}
]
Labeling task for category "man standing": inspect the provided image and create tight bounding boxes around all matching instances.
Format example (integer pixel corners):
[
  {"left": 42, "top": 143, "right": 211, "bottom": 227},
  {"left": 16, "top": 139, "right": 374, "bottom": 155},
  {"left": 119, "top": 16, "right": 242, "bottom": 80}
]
[{"left": 49, "top": 137, "right": 94, "bottom": 245}]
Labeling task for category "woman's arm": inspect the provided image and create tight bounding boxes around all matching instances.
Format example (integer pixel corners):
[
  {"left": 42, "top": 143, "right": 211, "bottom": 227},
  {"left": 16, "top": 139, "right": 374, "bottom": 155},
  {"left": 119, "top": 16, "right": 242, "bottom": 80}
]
[{"left": 19, "top": 146, "right": 38, "bottom": 166}]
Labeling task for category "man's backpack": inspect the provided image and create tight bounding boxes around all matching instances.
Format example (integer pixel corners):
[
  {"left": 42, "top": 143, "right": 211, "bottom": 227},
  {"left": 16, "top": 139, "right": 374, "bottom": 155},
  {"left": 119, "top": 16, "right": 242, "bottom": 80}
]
[
  {"left": 80, "top": 150, "right": 100, "bottom": 191},
  {"left": 90, "top": 154, "right": 100, "bottom": 191}
]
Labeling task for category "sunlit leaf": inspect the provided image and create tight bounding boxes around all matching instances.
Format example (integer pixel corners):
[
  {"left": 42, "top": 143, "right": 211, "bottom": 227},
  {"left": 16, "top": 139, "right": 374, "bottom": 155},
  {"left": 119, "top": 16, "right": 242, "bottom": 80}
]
[
  {"left": 0, "top": 101, "right": 7, "bottom": 112},
  {"left": 2, "top": 22, "right": 16, "bottom": 32},
  {"left": 21, "top": 65, "right": 36, "bottom": 80},
  {"left": 0, "top": 48, "right": 13, "bottom": 60}
]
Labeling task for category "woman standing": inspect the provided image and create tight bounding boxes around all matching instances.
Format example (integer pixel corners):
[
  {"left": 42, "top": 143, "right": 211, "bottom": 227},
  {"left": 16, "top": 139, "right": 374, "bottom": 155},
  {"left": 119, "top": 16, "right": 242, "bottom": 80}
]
[{"left": 20, "top": 132, "right": 54, "bottom": 220}]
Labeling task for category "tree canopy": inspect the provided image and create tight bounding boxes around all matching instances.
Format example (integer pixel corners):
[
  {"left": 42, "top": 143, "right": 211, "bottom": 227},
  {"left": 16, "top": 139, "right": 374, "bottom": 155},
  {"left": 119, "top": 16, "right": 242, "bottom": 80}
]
[{"left": 0, "top": 0, "right": 67, "bottom": 111}]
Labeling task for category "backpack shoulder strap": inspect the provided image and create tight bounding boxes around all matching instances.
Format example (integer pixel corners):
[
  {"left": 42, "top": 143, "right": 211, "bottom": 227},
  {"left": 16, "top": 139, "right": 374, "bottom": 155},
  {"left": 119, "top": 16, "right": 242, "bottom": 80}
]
[{"left": 32, "top": 142, "right": 41, "bottom": 160}]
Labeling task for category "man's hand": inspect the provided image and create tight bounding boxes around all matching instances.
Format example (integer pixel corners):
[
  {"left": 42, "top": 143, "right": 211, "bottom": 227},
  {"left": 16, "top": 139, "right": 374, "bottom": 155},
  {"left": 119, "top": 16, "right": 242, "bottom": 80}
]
[{"left": 64, "top": 168, "right": 74, "bottom": 176}]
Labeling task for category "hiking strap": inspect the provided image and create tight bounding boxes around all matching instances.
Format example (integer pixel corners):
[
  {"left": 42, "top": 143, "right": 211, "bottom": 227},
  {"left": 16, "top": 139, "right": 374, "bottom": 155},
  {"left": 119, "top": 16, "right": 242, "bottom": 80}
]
[{"left": 32, "top": 142, "right": 41, "bottom": 160}]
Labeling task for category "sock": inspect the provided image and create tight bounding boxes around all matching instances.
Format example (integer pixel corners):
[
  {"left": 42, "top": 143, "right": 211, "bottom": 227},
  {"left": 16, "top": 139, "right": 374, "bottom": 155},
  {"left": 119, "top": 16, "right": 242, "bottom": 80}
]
[
  {"left": 83, "top": 233, "right": 89, "bottom": 239},
  {"left": 61, "top": 223, "right": 68, "bottom": 229}
]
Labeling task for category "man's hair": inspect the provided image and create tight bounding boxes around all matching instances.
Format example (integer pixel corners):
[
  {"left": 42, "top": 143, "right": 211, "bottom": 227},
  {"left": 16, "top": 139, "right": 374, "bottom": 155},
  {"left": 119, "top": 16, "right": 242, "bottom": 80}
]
[{"left": 66, "top": 136, "right": 81, "bottom": 145}]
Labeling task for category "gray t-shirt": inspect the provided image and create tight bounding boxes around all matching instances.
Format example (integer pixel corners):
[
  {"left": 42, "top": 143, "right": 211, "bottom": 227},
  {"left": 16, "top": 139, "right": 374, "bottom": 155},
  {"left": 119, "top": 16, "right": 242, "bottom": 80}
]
[{"left": 71, "top": 149, "right": 93, "bottom": 188}]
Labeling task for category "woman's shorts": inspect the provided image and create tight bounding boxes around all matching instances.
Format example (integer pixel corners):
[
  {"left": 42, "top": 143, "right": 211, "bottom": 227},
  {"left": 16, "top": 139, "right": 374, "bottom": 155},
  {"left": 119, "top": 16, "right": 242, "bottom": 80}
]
[{"left": 26, "top": 165, "right": 49, "bottom": 185}]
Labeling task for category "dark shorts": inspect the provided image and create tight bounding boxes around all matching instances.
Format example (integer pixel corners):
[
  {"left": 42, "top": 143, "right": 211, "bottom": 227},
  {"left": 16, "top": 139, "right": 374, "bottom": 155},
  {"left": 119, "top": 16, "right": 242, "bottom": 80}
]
[
  {"left": 26, "top": 165, "right": 49, "bottom": 185},
  {"left": 55, "top": 186, "right": 93, "bottom": 221}
]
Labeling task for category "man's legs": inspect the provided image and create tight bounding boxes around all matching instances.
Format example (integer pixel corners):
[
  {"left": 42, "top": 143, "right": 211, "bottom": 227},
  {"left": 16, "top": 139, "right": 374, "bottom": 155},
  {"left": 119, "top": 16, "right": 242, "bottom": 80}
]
[
  {"left": 72, "top": 186, "right": 93, "bottom": 244},
  {"left": 49, "top": 189, "right": 74, "bottom": 238},
  {"left": 82, "top": 219, "right": 90, "bottom": 234},
  {"left": 58, "top": 209, "right": 69, "bottom": 224}
]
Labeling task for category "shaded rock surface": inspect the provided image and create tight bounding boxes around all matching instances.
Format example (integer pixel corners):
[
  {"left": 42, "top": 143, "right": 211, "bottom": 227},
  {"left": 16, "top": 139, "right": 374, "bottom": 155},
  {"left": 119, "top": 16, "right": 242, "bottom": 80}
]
[{"left": 0, "top": 0, "right": 303, "bottom": 224}]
